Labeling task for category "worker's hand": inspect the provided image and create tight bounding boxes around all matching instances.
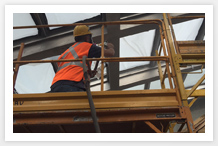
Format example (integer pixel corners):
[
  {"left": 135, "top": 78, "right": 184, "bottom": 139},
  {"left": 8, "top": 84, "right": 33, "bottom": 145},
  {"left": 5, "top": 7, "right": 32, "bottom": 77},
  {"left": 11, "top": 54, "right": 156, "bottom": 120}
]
[
  {"left": 105, "top": 43, "right": 114, "bottom": 49},
  {"left": 88, "top": 70, "right": 97, "bottom": 78},
  {"left": 104, "top": 42, "right": 115, "bottom": 57}
]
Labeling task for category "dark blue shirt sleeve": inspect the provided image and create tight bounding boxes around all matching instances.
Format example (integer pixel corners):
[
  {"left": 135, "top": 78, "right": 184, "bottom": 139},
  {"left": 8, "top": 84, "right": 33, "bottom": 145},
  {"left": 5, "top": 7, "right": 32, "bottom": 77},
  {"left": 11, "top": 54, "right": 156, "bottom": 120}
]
[{"left": 88, "top": 44, "right": 101, "bottom": 58}]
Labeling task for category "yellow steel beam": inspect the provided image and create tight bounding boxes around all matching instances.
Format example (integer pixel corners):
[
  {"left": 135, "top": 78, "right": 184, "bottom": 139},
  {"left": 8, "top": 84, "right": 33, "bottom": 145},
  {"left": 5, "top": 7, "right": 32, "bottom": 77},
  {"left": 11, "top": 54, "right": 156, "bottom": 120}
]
[
  {"left": 185, "top": 89, "right": 205, "bottom": 97},
  {"left": 13, "top": 89, "right": 179, "bottom": 112},
  {"left": 163, "top": 13, "right": 187, "bottom": 104},
  {"left": 14, "top": 107, "right": 186, "bottom": 125}
]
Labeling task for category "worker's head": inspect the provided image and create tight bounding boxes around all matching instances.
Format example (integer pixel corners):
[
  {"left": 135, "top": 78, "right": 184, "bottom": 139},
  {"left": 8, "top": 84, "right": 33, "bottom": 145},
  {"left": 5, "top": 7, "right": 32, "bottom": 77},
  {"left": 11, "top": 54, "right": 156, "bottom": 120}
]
[{"left": 73, "top": 25, "right": 93, "bottom": 43}]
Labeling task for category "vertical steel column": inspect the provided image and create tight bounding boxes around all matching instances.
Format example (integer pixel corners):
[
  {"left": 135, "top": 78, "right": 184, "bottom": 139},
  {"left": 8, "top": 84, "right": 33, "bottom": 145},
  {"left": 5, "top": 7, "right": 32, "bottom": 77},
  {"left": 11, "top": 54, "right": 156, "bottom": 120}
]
[{"left": 105, "top": 13, "right": 120, "bottom": 90}]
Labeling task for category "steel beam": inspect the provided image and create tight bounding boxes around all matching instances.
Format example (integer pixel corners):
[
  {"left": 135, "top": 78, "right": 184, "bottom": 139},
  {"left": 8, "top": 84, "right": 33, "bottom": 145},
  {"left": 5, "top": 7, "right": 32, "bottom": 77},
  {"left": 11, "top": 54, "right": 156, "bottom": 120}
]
[
  {"left": 89, "top": 64, "right": 202, "bottom": 90},
  {"left": 13, "top": 26, "right": 106, "bottom": 61},
  {"left": 178, "top": 40, "right": 205, "bottom": 54},
  {"left": 195, "top": 18, "right": 205, "bottom": 40},
  {"left": 144, "top": 82, "right": 151, "bottom": 89},
  {"left": 171, "top": 13, "right": 205, "bottom": 24},
  {"left": 30, "top": 13, "right": 49, "bottom": 37},
  {"left": 105, "top": 13, "right": 120, "bottom": 90},
  {"left": 186, "top": 89, "right": 205, "bottom": 97},
  {"left": 149, "top": 28, "right": 161, "bottom": 67},
  {"left": 14, "top": 107, "right": 185, "bottom": 125},
  {"left": 13, "top": 89, "right": 179, "bottom": 112}
]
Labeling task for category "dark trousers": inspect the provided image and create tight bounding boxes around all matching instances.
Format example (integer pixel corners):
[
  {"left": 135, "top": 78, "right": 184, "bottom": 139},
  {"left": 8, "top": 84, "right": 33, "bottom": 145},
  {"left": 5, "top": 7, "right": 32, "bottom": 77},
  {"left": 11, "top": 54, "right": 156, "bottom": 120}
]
[{"left": 50, "top": 84, "right": 85, "bottom": 92}]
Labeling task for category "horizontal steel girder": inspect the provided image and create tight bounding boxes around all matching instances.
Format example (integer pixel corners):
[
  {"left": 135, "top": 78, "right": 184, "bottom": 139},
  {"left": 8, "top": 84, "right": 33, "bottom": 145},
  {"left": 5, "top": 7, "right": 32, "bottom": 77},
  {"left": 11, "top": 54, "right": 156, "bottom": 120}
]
[
  {"left": 14, "top": 89, "right": 179, "bottom": 112},
  {"left": 13, "top": 89, "right": 204, "bottom": 112},
  {"left": 13, "top": 107, "right": 186, "bottom": 125}
]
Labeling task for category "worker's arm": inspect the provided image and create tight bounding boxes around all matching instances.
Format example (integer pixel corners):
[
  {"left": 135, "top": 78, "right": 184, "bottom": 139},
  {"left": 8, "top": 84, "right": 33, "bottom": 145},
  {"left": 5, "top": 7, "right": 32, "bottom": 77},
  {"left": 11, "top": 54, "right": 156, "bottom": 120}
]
[
  {"left": 88, "top": 43, "right": 115, "bottom": 58},
  {"left": 104, "top": 43, "right": 115, "bottom": 57}
]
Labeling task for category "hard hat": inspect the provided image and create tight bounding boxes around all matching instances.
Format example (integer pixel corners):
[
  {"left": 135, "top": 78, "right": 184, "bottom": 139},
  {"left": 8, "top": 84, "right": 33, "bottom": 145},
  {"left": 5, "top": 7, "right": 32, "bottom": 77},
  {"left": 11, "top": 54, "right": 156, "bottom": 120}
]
[{"left": 73, "top": 25, "right": 92, "bottom": 37}]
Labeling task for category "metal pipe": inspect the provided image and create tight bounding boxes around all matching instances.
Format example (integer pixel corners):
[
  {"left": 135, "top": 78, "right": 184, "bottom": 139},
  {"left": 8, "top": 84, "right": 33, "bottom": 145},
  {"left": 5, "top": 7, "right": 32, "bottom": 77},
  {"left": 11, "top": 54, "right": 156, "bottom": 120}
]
[
  {"left": 158, "top": 43, "right": 163, "bottom": 56},
  {"left": 13, "top": 56, "right": 169, "bottom": 64},
  {"left": 13, "top": 43, "right": 25, "bottom": 90},
  {"left": 155, "top": 50, "right": 165, "bottom": 89},
  {"left": 101, "top": 25, "right": 105, "bottom": 91},
  {"left": 170, "top": 16, "right": 205, "bottom": 19},
  {"left": 82, "top": 56, "right": 101, "bottom": 133},
  {"left": 13, "top": 20, "right": 162, "bottom": 29},
  {"left": 167, "top": 14, "right": 181, "bottom": 54},
  {"left": 181, "top": 65, "right": 204, "bottom": 74},
  {"left": 161, "top": 66, "right": 167, "bottom": 84},
  {"left": 158, "top": 24, "right": 173, "bottom": 89}
]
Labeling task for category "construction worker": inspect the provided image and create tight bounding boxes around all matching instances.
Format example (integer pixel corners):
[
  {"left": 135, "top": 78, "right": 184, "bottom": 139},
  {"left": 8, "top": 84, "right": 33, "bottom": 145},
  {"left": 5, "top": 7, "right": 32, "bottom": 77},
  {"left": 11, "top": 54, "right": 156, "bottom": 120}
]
[{"left": 50, "top": 25, "right": 115, "bottom": 92}]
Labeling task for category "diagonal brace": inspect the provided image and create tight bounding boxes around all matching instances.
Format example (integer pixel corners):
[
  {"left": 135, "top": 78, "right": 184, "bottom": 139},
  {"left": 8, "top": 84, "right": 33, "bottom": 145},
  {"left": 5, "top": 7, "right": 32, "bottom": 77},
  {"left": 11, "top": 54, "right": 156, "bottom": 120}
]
[
  {"left": 186, "top": 74, "right": 205, "bottom": 98},
  {"left": 144, "top": 121, "right": 162, "bottom": 133}
]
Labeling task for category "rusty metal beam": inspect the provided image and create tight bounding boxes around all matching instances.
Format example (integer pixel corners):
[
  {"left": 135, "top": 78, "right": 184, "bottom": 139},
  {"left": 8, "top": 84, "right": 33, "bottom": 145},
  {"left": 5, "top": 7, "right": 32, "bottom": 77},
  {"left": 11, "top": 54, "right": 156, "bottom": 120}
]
[
  {"left": 14, "top": 107, "right": 185, "bottom": 125},
  {"left": 178, "top": 40, "right": 205, "bottom": 54},
  {"left": 13, "top": 89, "right": 179, "bottom": 112}
]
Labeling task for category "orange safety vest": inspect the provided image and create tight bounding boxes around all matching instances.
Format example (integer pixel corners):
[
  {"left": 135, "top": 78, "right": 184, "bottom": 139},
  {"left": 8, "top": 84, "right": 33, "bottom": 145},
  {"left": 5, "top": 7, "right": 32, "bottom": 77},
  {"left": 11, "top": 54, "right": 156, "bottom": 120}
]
[{"left": 51, "top": 42, "right": 92, "bottom": 86}]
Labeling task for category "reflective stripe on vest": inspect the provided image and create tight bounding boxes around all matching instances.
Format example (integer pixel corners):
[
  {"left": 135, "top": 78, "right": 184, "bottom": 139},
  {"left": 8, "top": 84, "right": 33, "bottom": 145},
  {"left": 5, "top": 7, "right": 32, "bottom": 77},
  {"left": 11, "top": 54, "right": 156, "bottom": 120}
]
[{"left": 57, "top": 42, "right": 83, "bottom": 72}]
